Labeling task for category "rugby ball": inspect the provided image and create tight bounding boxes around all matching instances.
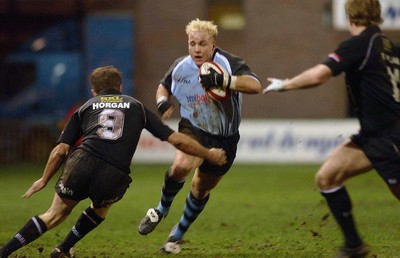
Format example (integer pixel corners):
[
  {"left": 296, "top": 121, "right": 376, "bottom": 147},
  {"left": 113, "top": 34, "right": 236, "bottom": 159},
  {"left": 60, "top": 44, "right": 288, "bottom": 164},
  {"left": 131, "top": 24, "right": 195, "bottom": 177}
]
[{"left": 199, "top": 61, "right": 231, "bottom": 101}]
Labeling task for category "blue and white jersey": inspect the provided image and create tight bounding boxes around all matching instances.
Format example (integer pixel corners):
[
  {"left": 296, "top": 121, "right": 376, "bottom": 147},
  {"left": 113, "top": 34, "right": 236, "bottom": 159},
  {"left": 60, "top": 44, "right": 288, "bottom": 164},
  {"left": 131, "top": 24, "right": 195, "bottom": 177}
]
[{"left": 160, "top": 48, "right": 260, "bottom": 137}]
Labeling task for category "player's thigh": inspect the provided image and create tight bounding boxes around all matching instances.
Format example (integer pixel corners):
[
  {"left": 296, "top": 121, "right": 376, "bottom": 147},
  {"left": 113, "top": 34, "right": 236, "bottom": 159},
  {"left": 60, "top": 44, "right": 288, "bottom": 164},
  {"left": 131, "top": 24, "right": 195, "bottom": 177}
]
[
  {"left": 316, "top": 138, "right": 372, "bottom": 189},
  {"left": 89, "top": 164, "right": 132, "bottom": 208}
]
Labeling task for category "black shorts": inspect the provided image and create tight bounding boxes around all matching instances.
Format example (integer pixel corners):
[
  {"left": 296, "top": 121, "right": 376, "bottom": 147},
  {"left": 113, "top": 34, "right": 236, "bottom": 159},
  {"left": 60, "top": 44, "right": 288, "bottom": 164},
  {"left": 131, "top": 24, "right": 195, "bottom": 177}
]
[
  {"left": 351, "top": 131, "right": 400, "bottom": 186},
  {"left": 178, "top": 118, "right": 240, "bottom": 177},
  {"left": 55, "top": 149, "right": 132, "bottom": 208}
]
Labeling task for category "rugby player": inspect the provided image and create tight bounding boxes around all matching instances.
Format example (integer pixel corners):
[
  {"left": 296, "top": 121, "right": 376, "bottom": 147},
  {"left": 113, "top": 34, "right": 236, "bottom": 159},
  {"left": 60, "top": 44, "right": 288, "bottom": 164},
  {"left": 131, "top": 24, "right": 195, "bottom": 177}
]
[{"left": 263, "top": 0, "right": 400, "bottom": 257}]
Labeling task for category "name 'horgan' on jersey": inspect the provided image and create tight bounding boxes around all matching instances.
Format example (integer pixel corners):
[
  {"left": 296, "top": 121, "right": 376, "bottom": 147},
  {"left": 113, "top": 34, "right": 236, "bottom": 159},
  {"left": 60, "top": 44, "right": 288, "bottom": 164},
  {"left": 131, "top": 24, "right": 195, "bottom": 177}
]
[{"left": 92, "top": 96, "right": 131, "bottom": 109}]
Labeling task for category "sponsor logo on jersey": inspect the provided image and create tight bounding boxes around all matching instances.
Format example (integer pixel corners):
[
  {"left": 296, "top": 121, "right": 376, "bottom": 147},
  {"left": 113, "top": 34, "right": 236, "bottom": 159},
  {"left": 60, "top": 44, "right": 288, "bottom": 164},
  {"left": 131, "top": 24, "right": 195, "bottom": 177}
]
[
  {"left": 186, "top": 93, "right": 213, "bottom": 105},
  {"left": 328, "top": 53, "right": 342, "bottom": 63},
  {"left": 177, "top": 77, "right": 191, "bottom": 84},
  {"left": 100, "top": 96, "right": 123, "bottom": 102}
]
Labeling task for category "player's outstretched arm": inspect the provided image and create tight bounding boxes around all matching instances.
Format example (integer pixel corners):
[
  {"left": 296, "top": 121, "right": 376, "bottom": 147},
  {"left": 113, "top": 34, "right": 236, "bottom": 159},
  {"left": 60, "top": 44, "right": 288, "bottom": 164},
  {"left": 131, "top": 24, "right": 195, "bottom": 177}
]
[
  {"left": 22, "top": 143, "right": 70, "bottom": 198},
  {"left": 263, "top": 64, "right": 332, "bottom": 94},
  {"left": 167, "top": 132, "right": 227, "bottom": 165}
]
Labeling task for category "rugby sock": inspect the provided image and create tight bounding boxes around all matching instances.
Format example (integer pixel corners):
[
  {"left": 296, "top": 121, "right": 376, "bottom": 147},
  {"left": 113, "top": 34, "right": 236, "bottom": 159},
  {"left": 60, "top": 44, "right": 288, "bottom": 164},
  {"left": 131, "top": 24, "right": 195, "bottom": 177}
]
[
  {"left": 156, "top": 169, "right": 185, "bottom": 216},
  {"left": 170, "top": 191, "right": 209, "bottom": 241},
  {"left": 0, "top": 216, "right": 47, "bottom": 257},
  {"left": 57, "top": 207, "right": 104, "bottom": 252},
  {"left": 321, "top": 186, "right": 363, "bottom": 248}
]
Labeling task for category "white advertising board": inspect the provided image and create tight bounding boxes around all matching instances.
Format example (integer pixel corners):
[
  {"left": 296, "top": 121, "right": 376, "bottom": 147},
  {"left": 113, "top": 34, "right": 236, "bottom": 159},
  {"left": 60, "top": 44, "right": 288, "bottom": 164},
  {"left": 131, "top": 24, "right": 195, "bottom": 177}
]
[
  {"left": 333, "top": 0, "right": 400, "bottom": 30},
  {"left": 132, "top": 119, "right": 359, "bottom": 164}
]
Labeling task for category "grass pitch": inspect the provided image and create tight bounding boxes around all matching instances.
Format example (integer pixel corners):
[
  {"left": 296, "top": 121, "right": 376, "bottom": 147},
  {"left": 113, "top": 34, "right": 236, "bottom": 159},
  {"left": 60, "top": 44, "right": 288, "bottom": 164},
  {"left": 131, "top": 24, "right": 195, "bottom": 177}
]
[{"left": 0, "top": 163, "right": 399, "bottom": 257}]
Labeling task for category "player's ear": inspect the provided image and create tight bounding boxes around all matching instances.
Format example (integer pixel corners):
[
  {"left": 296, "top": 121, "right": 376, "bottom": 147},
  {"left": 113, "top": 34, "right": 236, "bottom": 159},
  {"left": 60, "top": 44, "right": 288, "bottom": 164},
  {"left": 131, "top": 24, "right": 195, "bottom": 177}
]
[
  {"left": 119, "top": 85, "right": 123, "bottom": 92},
  {"left": 91, "top": 89, "right": 97, "bottom": 96},
  {"left": 347, "top": 17, "right": 355, "bottom": 26}
]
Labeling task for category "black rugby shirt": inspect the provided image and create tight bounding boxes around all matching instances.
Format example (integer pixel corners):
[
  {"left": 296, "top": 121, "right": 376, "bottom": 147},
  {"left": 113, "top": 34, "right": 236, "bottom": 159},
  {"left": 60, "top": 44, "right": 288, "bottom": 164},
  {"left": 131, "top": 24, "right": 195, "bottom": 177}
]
[
  {"left": 323, "top": 26, "right": 400, "bottom": 135},
  {"left": 58, "top": 89, "right": 174, "bottom": 173}
]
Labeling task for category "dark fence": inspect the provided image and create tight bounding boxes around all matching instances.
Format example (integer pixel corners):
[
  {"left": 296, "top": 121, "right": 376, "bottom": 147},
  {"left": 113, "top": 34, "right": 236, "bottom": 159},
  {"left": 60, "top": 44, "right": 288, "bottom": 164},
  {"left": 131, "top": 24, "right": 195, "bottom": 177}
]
[{"left": 0, "top": 119, "right": 59, "bottom": 164}]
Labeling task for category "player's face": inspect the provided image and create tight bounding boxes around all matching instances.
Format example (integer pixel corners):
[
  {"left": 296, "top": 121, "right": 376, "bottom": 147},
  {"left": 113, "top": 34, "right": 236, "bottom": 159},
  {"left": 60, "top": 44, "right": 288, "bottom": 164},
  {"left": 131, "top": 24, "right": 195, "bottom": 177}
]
[{"left": 188, "top": 31, "right": 215, "bottom": 67}]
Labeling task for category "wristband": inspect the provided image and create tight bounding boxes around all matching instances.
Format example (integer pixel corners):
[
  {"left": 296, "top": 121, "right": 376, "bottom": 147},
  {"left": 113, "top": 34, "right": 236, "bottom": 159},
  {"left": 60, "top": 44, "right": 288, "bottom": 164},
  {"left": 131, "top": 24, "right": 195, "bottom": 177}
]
[
  {"left": 222, "top": 74, "right": 237, "bottom": 90},
  {"left": 156, "top": 96, "right": 172, "bottom": 115},
  {"left": 156, "top": 96, "right": 168, "bottom": 105},
  {"left": 229, "top": 76, "right": 237, "bottom": 90}
]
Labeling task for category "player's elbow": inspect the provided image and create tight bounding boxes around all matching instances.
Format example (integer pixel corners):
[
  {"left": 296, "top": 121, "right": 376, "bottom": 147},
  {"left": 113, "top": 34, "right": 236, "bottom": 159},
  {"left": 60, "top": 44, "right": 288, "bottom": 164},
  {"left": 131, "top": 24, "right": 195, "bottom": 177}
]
[
  {"left": 246, "top": 80, "right": 262, "bottom": 94},
  {"left": 247, "top": 82, "right": 262, "bottom": 94},
  {"left": 313, "top": 74, "right": 329, "bottom": 85},
  {"left": 253, "top": 83, "right": 262, "bottom": 94},
  {"left": 236, "top": 76, "right": 261, "bottom": 94},
  {"left": 50, "top": 143, "right": 70, "bottom": 160}
]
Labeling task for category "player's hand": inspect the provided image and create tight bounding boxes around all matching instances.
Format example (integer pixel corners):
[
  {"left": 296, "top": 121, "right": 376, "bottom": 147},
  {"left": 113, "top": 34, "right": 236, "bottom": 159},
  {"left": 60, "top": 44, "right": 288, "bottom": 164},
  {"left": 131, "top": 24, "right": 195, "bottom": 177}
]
[
  {"left": 22, "top": 178, "right": 47, "bottom": 199},
  {"left": 207, "top": 148, "right": 227, "bottom": 166},
  {"left": 199, "top": 67, "right": 230, "bottom": 90},
  {"left": 262, "top": 78, "right": 286, "bottom": 94}
]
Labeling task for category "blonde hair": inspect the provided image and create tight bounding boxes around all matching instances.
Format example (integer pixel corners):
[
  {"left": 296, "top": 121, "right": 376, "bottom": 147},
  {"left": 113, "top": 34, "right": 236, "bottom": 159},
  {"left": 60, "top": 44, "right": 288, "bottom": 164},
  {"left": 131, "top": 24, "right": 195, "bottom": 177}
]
[
  {"left": 185, "top": 19, "right": 218, "bottom": 40},
  {"left": 346, "top": 0, "right": 383, "bottom": 26},
  {"left": 90, "top": 65, "right": 122, "bottom": 93}
]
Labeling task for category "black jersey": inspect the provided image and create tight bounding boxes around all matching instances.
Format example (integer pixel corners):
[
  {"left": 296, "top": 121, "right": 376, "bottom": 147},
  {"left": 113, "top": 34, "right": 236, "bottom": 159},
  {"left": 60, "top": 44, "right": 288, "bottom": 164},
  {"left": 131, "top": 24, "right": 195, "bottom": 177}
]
[
  {"left": 323, "top": 26, "right": 400, "bottom": 135},
  {"left": 58, "top": 89, "right": 174, "bottom": 173}
]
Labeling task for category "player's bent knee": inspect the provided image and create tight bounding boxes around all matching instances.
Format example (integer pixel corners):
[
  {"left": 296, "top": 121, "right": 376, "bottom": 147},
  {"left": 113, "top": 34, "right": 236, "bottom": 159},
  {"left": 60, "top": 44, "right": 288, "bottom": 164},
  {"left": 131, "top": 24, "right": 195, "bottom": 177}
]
[
  {"left": 315, "top": 172, "right": 337, "bottom": 190},
  {"left": 172, "top": 161, "right": 195, "bottom": 175}
]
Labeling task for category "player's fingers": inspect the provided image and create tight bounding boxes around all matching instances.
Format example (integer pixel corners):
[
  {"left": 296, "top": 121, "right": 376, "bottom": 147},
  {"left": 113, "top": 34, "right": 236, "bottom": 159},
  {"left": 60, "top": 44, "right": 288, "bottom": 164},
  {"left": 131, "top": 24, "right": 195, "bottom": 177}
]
[
  {"left": 162, "top": 109, "right": 173, "bottom": 120},
  {"left": 21, "top": 189, "right": 33, "bottom": 199},
  {"left": 262, "top": 87, "right": 269, "bottom": 94},
  {"left": 220, "top": 149, "right": 227, "bottom": 165}
]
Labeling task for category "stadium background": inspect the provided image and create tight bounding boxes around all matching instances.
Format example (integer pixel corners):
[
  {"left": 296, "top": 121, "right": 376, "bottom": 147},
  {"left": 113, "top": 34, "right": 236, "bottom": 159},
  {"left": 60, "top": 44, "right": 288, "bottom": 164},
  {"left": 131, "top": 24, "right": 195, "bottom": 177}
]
[{"left": 0, "top": 0, "right": 399, "bottom": 164}]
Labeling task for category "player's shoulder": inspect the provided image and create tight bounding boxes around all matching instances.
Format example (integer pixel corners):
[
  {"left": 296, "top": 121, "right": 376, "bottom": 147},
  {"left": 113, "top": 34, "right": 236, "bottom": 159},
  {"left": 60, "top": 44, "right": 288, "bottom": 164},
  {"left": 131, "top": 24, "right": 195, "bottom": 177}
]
[
  {"left": 215, "top": 48, "right": 243, "bottom": 62},
  {"left": 341, "top": 26, "right": 381, "bottom": 50},
  {"left": 171, "top": 55, "right": 192, "bottom": 69},
  {"left": 214, "top": 47, "right": 255, "bottom": 77},
  {"left": 165, "top": 55, "right": 194, "bottom": 76},
  {"left": 121, "top": 94, "right": 145, "bottom": 108},
  {"left": 169, "top": 55, "right": 198, "bottom": 79}
]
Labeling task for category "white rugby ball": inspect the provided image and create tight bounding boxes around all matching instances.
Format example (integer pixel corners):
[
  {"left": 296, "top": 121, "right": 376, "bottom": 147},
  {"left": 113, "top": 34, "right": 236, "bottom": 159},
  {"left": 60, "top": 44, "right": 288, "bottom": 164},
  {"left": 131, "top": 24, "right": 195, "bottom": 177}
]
[{"left": 199, "top": 61, "right": 231, "bottom": 101}]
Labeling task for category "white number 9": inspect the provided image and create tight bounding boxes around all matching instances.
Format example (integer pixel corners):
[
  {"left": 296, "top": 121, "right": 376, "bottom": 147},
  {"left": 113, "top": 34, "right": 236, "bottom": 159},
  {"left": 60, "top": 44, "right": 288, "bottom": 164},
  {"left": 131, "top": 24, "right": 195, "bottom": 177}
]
[{"left": 97, "top": 109, "right": 125, "bottom": 140}]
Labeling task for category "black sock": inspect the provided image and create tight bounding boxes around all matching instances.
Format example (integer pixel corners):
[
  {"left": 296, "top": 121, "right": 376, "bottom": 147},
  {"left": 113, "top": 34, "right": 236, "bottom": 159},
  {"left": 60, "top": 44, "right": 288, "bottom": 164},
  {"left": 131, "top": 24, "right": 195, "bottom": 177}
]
[
  {"left": 57, "top": 207, "right": 104, "bottom": 252},
  {"left": 0, "top": 216, "right": 47, "bottom": 257},
  {"left": 157, "top": 169, "right": 185, "bottom": 215},
  {"left": 321, "top": 186, "right": 363, "bottom": 248}
]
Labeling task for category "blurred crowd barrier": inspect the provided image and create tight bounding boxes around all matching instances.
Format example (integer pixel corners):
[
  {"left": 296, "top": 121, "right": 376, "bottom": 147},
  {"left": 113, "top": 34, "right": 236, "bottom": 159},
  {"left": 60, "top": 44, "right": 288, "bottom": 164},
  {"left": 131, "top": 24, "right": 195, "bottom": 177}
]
[{"left": 133, "top": 119, "right": 360, "bottom": 164}]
